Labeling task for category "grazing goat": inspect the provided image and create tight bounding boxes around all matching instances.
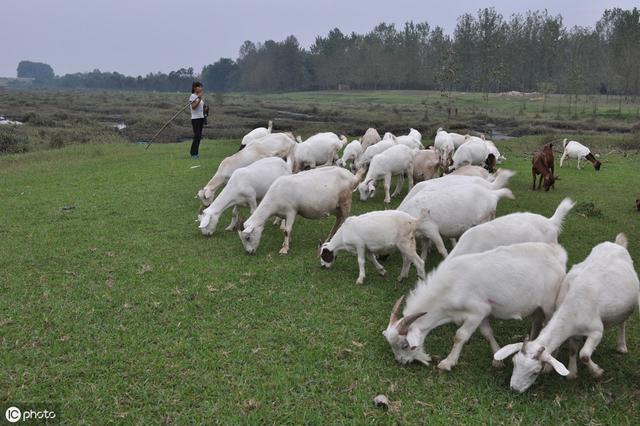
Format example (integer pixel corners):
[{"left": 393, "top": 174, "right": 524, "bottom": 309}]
[
  {"left": 495, "top": 233, "right": 639, "bottom": 393},
  {"left": 290, "top": 132, "right": 347, "bottom": 172},
  {"left": 354, "top": 138, "right": 397, "bottom": 170},
  {"left": 448, "top": 198, "right": 575, "bottom": 258},
  {"left": 434, "top": 128, "right": 455, "bottom": 169},
  {"left": 532, "top": 143, "right": 557, "bottom": 191},
  {"left": 399, "top": 184, "right": 514, "bottom": 260},
  {"left": 337, "top": 139, "right": 363, "bottom": 171},
  {"left": 449, "top": 136, "right": 489, "bottom": 171},
  {"left": 412, "top": 149, "right": 441, "bottom": 183},
  {"left": 383, "top": 242, "right": 567, "bottom": 370},
  {"left": 197, "top": 157, "right": 291, "bottom": 235},
  {"left": 239, "top": 120, "right": 273, "bottom": 149},
  {"left": 197, "top": 133, "right": 296, "bottom": 205},
  {"left": 361, "top": 127, "right": 381, "bottom": 150},
  {"left": 238, "top": 167, "right": 365, "bottom": 255},
  {"left": 636, "top": 198, "right": 640, "bottom": 211},
  {"left": 358, "top": 144, "right": 415, "bottom": 203},
  {"left": 320, "top": 210, "right": 426, "bottom": 285},
  {"left": 395, "top": 129, "right": 423, "bottom": 150},
  {"left": 560, "top": 139, "right": 601, "bottom": 171},
  {"left": 403, "top": 168, "right": 515, "bottom": 205}
]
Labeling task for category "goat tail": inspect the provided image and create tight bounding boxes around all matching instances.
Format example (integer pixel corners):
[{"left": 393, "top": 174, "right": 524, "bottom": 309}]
[
  {"left": 562, "top": 138, "right": 568, "bottom": 149},
  {"left": 614, "top": 233, "right": 628, "bottom": 249},
  {"left": 267, "top": 120, "right": 273, "bottom": 132},
  {"left": 495, "top": 188, "right": 515, "bottom": 200},
  {"left": 549, "top": 198, "right": 575, "bottom": 231},
  {"left": 491, "top": 169, "right": 516, "bottom": 190}
]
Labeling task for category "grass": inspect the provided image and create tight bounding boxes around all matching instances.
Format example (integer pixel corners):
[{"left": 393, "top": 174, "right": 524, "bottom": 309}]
[{"left": 1, "top": 136, "right": 639, "bottom": 424}]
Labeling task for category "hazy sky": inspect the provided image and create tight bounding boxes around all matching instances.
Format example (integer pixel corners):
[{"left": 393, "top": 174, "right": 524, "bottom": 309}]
[{"left": 1, "top": 0, "right": 635, "bottom": 78}]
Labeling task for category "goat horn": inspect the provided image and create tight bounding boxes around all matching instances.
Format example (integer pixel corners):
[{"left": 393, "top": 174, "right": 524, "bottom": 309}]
[
  {"left": 389, "top": 295, "right": 405, "bottom": 326},
  {"left": 396, "top": 312, "right": 427, "bottom": 336},
  {"left": 521, "top": 335, "right": 529, "bottom": 353}
]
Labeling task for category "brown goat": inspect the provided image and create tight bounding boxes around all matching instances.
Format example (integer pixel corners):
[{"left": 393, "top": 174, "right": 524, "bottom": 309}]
[
  {"left": 636, "top": 198, "right": 640, "bottom": 212},
  {"left": 532, "top": 143, "right": 558, "bottom": 191}
]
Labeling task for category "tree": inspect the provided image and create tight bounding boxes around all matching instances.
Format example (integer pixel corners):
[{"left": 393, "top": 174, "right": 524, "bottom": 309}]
[
  {"left": 17, "top": 60, "right": 55, "bottom": 81},
  {"left": 201, "top": 58, "right": 238, "bottom": 92}
]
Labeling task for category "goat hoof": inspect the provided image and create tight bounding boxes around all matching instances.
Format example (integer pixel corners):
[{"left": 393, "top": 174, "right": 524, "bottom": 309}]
[
  {"left": 437, "top": 359, "right": 454, "bottom": 371},
  {"left": 278, "top": 248, "right": 289, "bottom": 255},
  {"left": 355, "top": 279, "right": 365, "bottom": 285},
  {"left": 492, "top": 359, "right": 505, "bottom": 369},
  {"left": 566, "top": 372, "right": 578, "bottom": 380},
  {"left": 377, "top": 268, "right": 386, "bottom": 276},
  {"left": 616, "top": 345, "right": 628, "bottom": 354},
  {"left": 590, "top": 367, "right": 604, "bottom": 378},
  {"left": 224, "top": 225, "right": 234, "bottom": 231}
]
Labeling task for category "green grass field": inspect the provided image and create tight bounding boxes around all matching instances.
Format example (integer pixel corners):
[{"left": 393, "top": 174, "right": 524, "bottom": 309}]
[{"left": 1, "top": 137, "right": 639, "bottom": 423}]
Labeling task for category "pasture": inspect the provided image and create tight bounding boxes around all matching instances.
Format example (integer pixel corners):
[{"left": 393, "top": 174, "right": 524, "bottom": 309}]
[{"left": 1, "top": 134, "right": 639, "bottom": 423}]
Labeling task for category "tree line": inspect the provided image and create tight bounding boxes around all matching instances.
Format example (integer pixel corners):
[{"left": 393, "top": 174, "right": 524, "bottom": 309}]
[{"left": 16, "top": 7, "right": 640, "bottom": 96}]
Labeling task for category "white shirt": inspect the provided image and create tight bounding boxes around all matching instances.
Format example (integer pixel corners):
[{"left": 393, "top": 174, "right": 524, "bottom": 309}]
[{"left": 189, "top": 93, "right": 204, "bottom": 119}]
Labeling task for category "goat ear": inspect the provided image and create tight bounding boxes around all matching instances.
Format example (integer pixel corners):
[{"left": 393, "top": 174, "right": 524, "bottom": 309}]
[
  {"left": 494, "top": 343, "right": 523, "bottom": 361},
  {"left": 199, "top": 215, "right": 211, "bottom": 229},
  {"left": 406, "top": 327, "right": 421, "bottom": 349},
  {"left": 540, "top": 351, "right": 570, "bottom": 376}
]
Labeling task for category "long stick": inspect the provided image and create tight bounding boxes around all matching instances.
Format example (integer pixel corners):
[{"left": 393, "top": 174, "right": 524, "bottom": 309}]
[{"left": 145, "top": 99, "right": 196, "bottom": 150}]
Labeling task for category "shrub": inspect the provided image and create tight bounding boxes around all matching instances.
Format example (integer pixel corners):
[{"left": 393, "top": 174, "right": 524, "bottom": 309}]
[{"left": 0, "top": 127, "right": 28, "bottom": 153}]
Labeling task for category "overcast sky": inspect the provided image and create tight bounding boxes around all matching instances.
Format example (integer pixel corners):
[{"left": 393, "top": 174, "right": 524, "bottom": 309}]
[{"left": 1, "top": 0, "right": 635, "bottom": 78}]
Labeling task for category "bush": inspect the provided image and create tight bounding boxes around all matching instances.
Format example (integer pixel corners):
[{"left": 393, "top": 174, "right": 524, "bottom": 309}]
[
  {"left": 0, "top": 127, "right": 28, "bottom": 153},
  {"left": 49, "top": 132, "right": 65, "bottom": 149}
]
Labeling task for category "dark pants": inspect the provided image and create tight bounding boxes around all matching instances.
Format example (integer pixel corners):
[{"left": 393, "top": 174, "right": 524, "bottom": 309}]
[{"left": 191, "top": 118, "right": 204, "bottom": 156}]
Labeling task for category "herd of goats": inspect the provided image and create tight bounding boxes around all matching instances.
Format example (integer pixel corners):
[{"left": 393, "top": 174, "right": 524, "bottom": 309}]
[{"left": 193, "top": 122, "right": 638, "bottom": 393}]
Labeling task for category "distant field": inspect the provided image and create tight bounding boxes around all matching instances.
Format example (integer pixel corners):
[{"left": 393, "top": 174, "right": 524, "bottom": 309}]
[
  {"left": 1, "top": 89, "right": 639, "bottom": 155},
  {"left": 1, "top": 136, "right": 639, "bottom": 423}
]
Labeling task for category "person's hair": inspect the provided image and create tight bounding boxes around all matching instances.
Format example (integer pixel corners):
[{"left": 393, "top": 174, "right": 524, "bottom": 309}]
[{"left": 191, "top": 81, "right": 202, "bottom": 93}]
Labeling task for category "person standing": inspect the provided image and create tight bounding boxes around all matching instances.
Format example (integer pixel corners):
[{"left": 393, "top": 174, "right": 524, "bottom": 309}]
[{"left": 189, "top": 81, "right": 205, "bottom": 159}]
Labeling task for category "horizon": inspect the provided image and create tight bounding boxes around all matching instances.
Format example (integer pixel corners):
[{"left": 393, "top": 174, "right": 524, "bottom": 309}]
[{"left": 1, "top": 0, "right": 636, "bottom": 78}]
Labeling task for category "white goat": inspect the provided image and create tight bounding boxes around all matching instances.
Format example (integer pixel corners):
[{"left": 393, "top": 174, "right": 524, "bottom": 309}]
[
  {"left": 197, "top": 133, "right": 296, "bottom": 205},
  {"left": 383, "top": 242, "right": 568, "bottom": 370},
  {"left": 399, "top": 183, "right": 514, "bottom": 260},
  {"left": 449, "top": 136, "right": 489, "bottom": 171},
  {"left": 494, "top": 233, "right": 639, "bottom": 393},
  {"left": 408, "top": 128, "right": 422, "bottom": 143},
  {"left": 358, "top": 144, "right": 415, "bottom": 203},
  {"left": 560, "top": 139, "right": 601, "bottom": 170},
  {"left": 319, "top": 210, "right": 426, "bottom": 285},
  {"left": 355, "top": 138, "right": 397, "bottom": 170},
  {"left": 361, "top": 128, "right": 381, "bottom": 150},
  {"left": 448, "top": 198, "right": 575, "bottom": 258},
  {"left": 434, "top": 129, "right": 455, "bottom": 168},
  {"left": 290, "top": 132, "right": 347, "bottom": 172},
  {"left": 395, "top": 129, "right": 423, "bottom": 150},
  {"left": 239, "top": 120, "right": 273, "bottom": 149},
  {"left": 197, "top": 157, "right": 291, "bottom": 235},
  {"left": 449, "top": 132, "right": 468, "bottom": 149},
  {"left": 336, "top": 139, "right": 363, "bottom": 171},
  {"left": 402, "top": 169, "right": 516, "bottom": 205},
  {"left": 238, "top": 167, "right": 365, "bottom": 255}
]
